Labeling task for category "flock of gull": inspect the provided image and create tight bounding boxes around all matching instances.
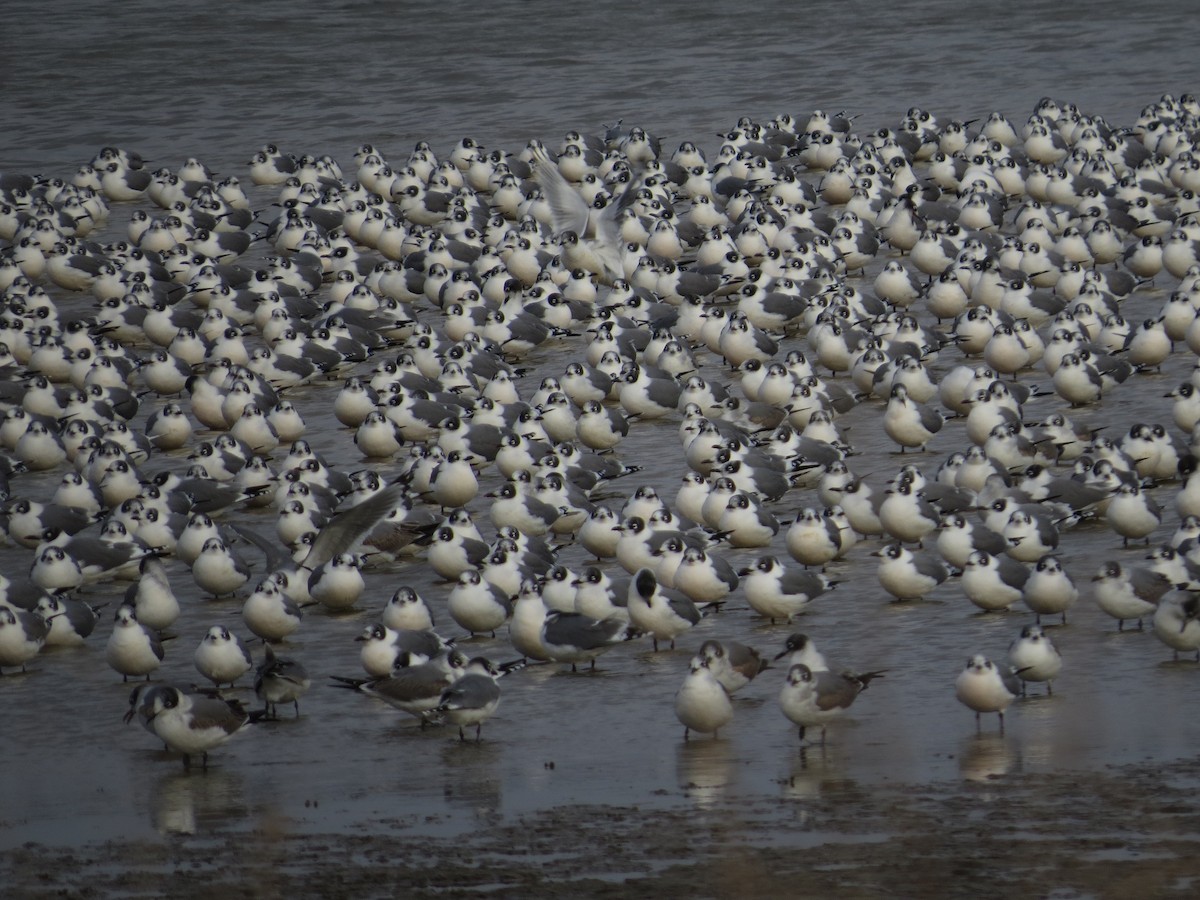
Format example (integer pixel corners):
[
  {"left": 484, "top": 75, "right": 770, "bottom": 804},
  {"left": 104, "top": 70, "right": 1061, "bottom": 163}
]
[{"left": 3, "top": 91, "right": 1200, "bottom": 769}]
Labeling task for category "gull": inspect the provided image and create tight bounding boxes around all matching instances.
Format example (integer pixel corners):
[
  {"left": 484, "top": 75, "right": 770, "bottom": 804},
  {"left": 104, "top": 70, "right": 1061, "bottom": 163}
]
[
  {"left": 961, "top": 550, "right": 1029, "bottom": 612},
  {"left": 105, "top": 605, "right": 164, "bottom": 682},
  {"left": 883, "top": 383, "right": 944, "bottom": 452},
  {"left": 330, "top": 649, "right": 469, "bottom": 724},
  {"left": 241, "top": 577, "right": 304, "bottom": 643},
  {"left": 435, "top": 656, "right": 509, "bottom": 742},
  {"left": 873, "top": 542, "right": 950, "bottom": 601},
  {"left": 0, "top": 604, "right": 48, "bottom": 673},
  {"left": 34, "top": 594, "right": 103, "bottom": 646},
  {"left": 193, "top": 625, "right": 253, "bottom": 688},
  {"left": 694, "top": 639, "right": 769, "bottom": 693},
  {"left": 1021, "top": 555, "right": 1078, "bottom": 625},
  {"left": 300, "top": 482, "right": 412, "bottom": 570},
  {"left": 738, "top": 555, "right": 836, "bottom": 623},
  {"left": 190, "top": 537, "right": 252, "bottom": 598},
  {"left": 626, "top": 568, "right": 701, "bottom": 651},
  {"left": 356, "top": 623, "right": 452, "bottom": 678},
  {"left": 1090, "top": 561, "right": 1169, "bottom": 631},
  {"left": 773, "top": 633, "right": 831, "bottom": 672},
  {"left": 447, "top": 569, "right": 513, "bottom": 637},
  {"left": 1007, "top": 625, "right": 1063, "bottom": 695},
  {"left": 254, "top": 644, "right": 311, "bottom": 718},
  {"left": 530, "top": 142, "right": 626, "bottom": 285},
  {"left": 539, "top": 608, "right": 637, "bottom": 672},
  {"left": 674, "top": 654, "right": 733, "bottom": 741},
  {"left": 383, "top": 586, "right": 438, "bottom": 632},
  {"left": 1152, "top": 592, "right": 1200, "bottom": 661},
  {"left": 307, "top": 553, "right": 366, "bottom": 611},
  {"left": 955, "top": 655, "right": 1022, "bottom": 733},
  {"left": 137, "top": 684, "right": 254, "bottom": 770},
  {"left": 778, "top": 663, "right": 885, "bottom": 744}
]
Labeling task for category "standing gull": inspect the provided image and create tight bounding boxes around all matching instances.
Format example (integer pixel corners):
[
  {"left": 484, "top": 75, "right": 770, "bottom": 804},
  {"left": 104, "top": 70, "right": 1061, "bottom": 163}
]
[{"left": 778, "top": 663, "right": 885, "bottom": 745}]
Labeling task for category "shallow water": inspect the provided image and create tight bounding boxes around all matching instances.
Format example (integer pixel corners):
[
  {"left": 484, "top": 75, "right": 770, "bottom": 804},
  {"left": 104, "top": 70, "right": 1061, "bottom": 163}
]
[
  {"left": 4, "top": 0, "right": 1196, "bottom": 173},
  {"left": 2, "top": 0, "right": 1199, "bottom": 861}
]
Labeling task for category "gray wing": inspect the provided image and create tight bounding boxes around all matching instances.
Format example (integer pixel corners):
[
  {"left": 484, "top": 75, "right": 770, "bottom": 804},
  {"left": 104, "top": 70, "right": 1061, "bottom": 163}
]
[
  {"left": 604, "top": 408, "right": 630, "bottom": 434},
  {"left": 46, "top": 506, "right": 94, "bottom": 535},
  {"left": 263, "top": 656, "right": 309, "bottom": 687},
  {"left": 778, "top": 569, "right": 825, "bottom": 598},
  {"left": 470, "top": 425, "right": 507, "bottom": 460},
  {"left": 918, "top": 405, "right": 944, "bottom": 433},
  {"left": 753, "top": 506, "right": 779, "bottom": 530},
  {"left": 664, "top": 591, "right": 701, "bottom": 625},
  {"left": 710, "top": 554, "right": 740, "bottom": 588},
  {"left": 723, "top": 641, "right": 767, "bottom": 676},
  {"left": 460, "top": 537, "right": 491, "bottom": 566},
  {"left": 761, "top": 292, "right": 806, "bottom": 319},
  {"left": 526, "top": 495, "right": 566, "bottom": 526},
  {"left": 530, "top": 146, "right": 591, "bottom": 236},
  {"left": 439, "top": 674, "right": 500, "bottom": 711},
  {"left": 16, "top": 608, "right": 50, "bottom": 641},
  {"left": 394, "top": 630, "right": 449, "bottom": 658},
  {"left": 61, "top": 598, "right": 99, "bottom": 637},
  {"left": 606, "top": 575, "right": 631, "bottom": 608},
  {"left": 148, "top": 629, "right": 165, "bottom": 660},
  {"left": 484, "top": 585, "right": 513, "bottom": 614},
  {"left": 543, "top": 611, "right": 625, "bottom": 651},
  {"left": 1093, "top": 355, "right": 1129, "bottom": 382},
  {"left": 231, "top": 523, "right": 293, "bottom": 572},
  {"left": 998, "top": 557, "right": 1031, "bottom": 589},
  {"left": 645, "top": 377, "right": 682, "bottom": 408},
  {"left": 1130, "top": 567, "right": 1172, "bottom": 601},
  {"left": 972, "top": 525, "right": 1010, "bottom": 556},
  {"left": 914, "top": 553, "right": 948, "bottom": 581},
  {"left": 279, "top": 593, "right": 303, "bottom": 616},
  {"left": 1046, "top": 477, "right": 1108, "bottom": 510},
  {"left": 921, "top": 484, "right": 975, "bottom": 514},
  {"left": 372, "top": 666, "right": 450, "bottom": 703},
  {"left": 364, "top": 515, "right": 431, "bottom": 555},
  {"left": 1031, "top": 512, "right": 1060, "bottom": 545},
  {"left": 676, "top": 270, "right": 724, "bottom": 298},
  {"left": 753, "top": 330, "right": 779, "bottom": 354},
  {"left": 812, "top": 671, "right": 862, "bottom": 710},
  {"left": 303, "top": 483, "right": 408, "bottom": 569},
  {"left": 71, "top": 537, "right": 145, "bottom": 572},
  {"left": 999, "top": 664, "right": 1023, "bottom": 696},
  {"left": 188, "top": 697, "right": 249, "bottom": 734}
]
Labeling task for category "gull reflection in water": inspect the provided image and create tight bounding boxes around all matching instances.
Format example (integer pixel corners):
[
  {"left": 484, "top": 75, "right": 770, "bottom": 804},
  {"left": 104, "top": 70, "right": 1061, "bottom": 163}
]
[
  {"left": 440, "top": 738, "right": 503, "bottom": 817},
  {"left": 959, "top": 733, "right": 1018, "bottom": 783},
  {"left": 677, "top": 738, "right": 734, "bottom": 807},
  {"left": 150, "top": 769, "right": 250, "bottom": 835},
  {"left": 780, "top": 742, "right": 847, "bottom": 801}
]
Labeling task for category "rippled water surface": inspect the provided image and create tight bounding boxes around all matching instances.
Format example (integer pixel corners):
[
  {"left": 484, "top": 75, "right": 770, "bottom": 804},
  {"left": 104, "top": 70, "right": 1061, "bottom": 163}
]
[
  {"left": 1, "top": 0, "right": 1199, "bottom": 859},
  {"left": 5, "top": 0, "right": 1196, "bottom": 172}
]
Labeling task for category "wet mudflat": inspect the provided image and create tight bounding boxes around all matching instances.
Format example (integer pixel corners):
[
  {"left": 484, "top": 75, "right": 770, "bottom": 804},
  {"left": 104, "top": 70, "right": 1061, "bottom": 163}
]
[{"left": 6, "top": 759, "right": 1200, "bottom": 898}]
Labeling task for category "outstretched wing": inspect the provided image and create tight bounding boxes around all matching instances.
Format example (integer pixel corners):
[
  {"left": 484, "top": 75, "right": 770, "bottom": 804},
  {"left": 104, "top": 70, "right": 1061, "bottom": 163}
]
[
  {"left": 301, "top": 483, "right": 408, "bottom": 570},
  {"left": 529, "top": 143, "right": 591, "bottom": 236}
]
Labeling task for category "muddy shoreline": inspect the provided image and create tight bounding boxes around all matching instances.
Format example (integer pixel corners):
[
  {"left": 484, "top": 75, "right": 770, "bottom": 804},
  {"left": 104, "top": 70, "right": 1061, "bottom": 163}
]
[{"left": 7, "top": 756, "right": 1200, "bottom": 899}]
